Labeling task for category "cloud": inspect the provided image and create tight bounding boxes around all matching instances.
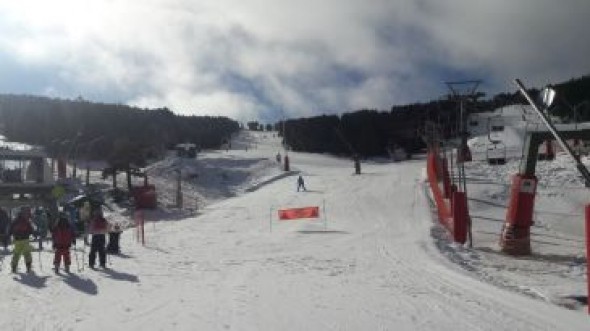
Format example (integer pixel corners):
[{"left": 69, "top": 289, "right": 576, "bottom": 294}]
[{"left": 0, "top": 0, "right": 588, "bottom": 122}]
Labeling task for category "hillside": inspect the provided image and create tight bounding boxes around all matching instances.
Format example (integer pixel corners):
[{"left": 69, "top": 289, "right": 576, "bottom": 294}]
[{"left": 0, "top": 128, "right": 588, "bottom": 330}]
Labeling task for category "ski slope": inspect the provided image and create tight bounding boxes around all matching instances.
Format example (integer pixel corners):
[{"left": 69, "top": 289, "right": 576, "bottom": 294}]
[{"left": 0, "top": 130, "right": 589, "bottom": 330}]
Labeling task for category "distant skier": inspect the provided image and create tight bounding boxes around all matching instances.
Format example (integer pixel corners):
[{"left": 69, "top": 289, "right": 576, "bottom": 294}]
[
  {"left": 297, "top": 175, "right": 307, "bottom": 192},
  {"left": 51, "top": 214, "right": 75, "bottom": 273},
  {"left": 276, "top": 152, "right": 282, "bottom": 163},
  {"left": 86, "top": 209, "right": 108, "bottom": 269},
  {"left": 9, "top": 206, "right": 34, "bottom": 273},
  {"left": 353, "top": 154, "right": 361, "bottom": 175}
]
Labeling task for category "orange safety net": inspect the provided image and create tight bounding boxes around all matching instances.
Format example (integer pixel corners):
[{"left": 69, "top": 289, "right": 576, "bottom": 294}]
[{"left": 278, "top": 206, "right": 320, "bottom": 220}]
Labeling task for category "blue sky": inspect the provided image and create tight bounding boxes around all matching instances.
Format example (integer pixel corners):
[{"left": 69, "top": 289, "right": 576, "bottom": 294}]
[{"left": 0, "top": 0, "right": 588, "bottom": 122}]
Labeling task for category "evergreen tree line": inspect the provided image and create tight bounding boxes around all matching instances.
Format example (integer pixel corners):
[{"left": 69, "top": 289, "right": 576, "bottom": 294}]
[
  {"left": 0, "top": 95, "right": 240, "bottom": 168},
  {"left": 276, "top": 97, "right": 517, "bottom": 158},
  {"left": 0, "top": 75, "right": 587, "bottom": 164},
  {"left": 275, "top": 75, "right": 590, "bottom": 158}
]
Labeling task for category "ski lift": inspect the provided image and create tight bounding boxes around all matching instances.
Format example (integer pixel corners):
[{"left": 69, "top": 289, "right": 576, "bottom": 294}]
[
  {"left": 489, "top": 116, "right": 504, "bottom": 132},
  {"left": 486, "top": 117, "right": 506, "bottom": 165},
  {"left": 486, "top": 141, "right": 507, "bottom": 165},
  {"left": 537, "top": 140, "right": 555, "bottom": 161}
]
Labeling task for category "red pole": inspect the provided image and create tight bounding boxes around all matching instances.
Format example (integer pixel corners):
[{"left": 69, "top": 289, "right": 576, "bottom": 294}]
[
  {"left": 500, "top": 174, "right": 536, "bottom": 255},
  {"left": 451, "top": 191, "right": 467, "bottom": 244},
  {"left": 135, "top": 210, "right": 139, "bottom": 243},
  {"left": 442, "top": 158, "right": 452, "bottom": 199},
  {"left": 141, "top": 210, "right": 145, "bottom": 246},
  {"left": 585, "top": 204, "right": 590, "bottom": 315}
]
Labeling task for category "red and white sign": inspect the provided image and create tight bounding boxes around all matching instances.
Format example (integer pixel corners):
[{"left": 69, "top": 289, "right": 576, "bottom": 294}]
[{"left": 278, "top": 206, "right": 319, "bottom": 220}]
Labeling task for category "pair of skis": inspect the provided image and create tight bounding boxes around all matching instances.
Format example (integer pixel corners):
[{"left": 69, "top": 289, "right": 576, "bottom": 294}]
[
  {"left": 72, "top": 243, "right": 86, "bottom": 272},
  {"left": 72, "top": 244, "right": 112, "bottom": 272},
  {"left": 2, "top": 245, "right": 113, "bottom": 274}
]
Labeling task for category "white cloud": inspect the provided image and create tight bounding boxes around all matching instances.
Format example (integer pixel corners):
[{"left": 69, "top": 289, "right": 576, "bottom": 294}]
[{"left": 0, "top": 0, "right": 588, "bottom": 122}]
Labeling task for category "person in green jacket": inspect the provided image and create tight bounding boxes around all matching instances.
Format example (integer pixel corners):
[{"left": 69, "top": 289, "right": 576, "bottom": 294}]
[
  {"left": 32, "top": 207, "right": 49, "bottom": 250},
  {"left": 10, "top": 206, "right": 34, "bottom": 273}
]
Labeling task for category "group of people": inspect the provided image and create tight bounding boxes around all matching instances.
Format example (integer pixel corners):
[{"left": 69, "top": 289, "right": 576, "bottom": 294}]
[{"left": 0, "top": 205, "right": 122, "bottom": 274}]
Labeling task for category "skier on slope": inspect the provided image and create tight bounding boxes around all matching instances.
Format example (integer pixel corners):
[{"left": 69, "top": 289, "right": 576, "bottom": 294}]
[
  {"left": 86, "top": 209, "right": 108, "bottom": 269},
  {"left": 51, "top": 213, "right": 75, "bottom": 273},
  {"left": 9, "top": 206, "right": 34, "bottom": 273},
  {"left": 297, "top": 175, "right": 307, "bottom": 192}
]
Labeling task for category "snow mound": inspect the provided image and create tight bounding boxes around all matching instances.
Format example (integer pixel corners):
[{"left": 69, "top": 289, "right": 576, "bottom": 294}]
[{"left": 145, "top": 131, "right": 286, "bottom": 210}]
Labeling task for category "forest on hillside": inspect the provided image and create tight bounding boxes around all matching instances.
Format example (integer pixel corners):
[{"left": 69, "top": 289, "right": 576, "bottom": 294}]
[
  {"left": 275, "top": 75, "right": 590, "bottom": 158},
  {"left": 0, "top": 95, "right": 240, "bottom": 168},
  {"left": 0, "top": 75, "right": 588, "bottom": 164}
]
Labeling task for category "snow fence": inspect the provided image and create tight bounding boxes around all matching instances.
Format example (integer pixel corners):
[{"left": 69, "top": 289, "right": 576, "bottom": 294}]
[{"left": 426, "top": 150, "right": 468, "bottom": 244}]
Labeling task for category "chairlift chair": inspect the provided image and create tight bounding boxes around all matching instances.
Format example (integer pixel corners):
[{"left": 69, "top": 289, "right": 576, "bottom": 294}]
[
  {"left": 486, "top": 141, "right": 507, "bottom": 165},
  {"left": 489, "top": 116, "right": 505, "bottom": 132}
]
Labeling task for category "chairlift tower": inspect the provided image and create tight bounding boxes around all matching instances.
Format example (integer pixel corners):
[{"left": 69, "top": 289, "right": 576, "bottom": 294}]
[
  {"left": 500, "top": 79, "right": 590, "bottom": 256},
  {"left": 444, "top": 80, "right": 481, "bottom": 248},
  {"left": 444, "top": 80, "right": 481, "bottom": 189}
]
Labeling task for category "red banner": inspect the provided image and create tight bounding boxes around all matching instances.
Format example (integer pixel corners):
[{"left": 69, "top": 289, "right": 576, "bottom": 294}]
[{"left": 278, "top": 206, "right": 320, "bottom": 220}]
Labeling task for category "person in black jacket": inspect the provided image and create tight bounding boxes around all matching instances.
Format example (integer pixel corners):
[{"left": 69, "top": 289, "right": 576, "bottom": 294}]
[
  {"left": 106, "top": 223, "right": 122, "bottom": 254},
  {"left": 297, "top": 175, "right": 307, "bottom": 192},
  {"left": 0, "top": 207, "right": 10, "bottom": 251},
  {"left": 86, "top": 209, "right": 108, "bottom": 269}
]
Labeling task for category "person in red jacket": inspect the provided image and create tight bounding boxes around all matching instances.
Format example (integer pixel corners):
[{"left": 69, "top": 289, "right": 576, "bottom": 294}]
[
  {"left": 10, "top": 206, "right": 34, "bottom": 273},
  {"left": 52, "top": 214, "right": 75, "bottom": 273}
]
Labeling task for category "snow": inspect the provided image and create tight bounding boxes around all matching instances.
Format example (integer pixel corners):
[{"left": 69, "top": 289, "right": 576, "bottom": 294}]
[{"left": 0, "top": 122, "right": 589, "bottom": 330}]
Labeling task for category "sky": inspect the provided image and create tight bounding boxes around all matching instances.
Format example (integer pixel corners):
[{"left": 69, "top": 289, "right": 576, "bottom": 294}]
[{"left": 0, "top": 0, "right": 588, "bottom": 122}]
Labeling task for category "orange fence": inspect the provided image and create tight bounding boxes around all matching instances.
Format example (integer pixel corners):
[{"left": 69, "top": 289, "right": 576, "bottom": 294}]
[{"left": 426, "top": 150, "right": 467, "bottom": 244}]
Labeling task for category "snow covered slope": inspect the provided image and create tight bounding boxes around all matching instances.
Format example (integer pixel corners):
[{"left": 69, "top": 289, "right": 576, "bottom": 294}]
[{"left": 0, "top": 130, "right": 588, "bottom": 330}]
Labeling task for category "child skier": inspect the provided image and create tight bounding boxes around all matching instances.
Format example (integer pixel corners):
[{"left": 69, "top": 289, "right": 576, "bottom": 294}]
[
  {"left": 10, "top": 206, "right": 34, "bottom": 273},
  {"left": 86, "top": 209, "right": 108, "bottom": 269},
  {"left": 51, "top": 214, "right": 75, "bottom": 273},
  {"left": 32, "top": 207, "right": 49, "bottom": 250},
  {"left": 106, "top": 222, "right": 122, "bottom": 255}
]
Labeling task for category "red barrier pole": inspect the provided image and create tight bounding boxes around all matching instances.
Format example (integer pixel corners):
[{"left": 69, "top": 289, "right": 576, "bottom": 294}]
[
  {"left": 586, "top": 204, "right": 590, "bottom": 315},
  {"left": 141, "top": 210, "right": 145, "bottom": 246},
  {"left": 135, "top": 210, "right": 139, "bottom": 243},
  {"left": 500, "top": 174, "right": 537, "bottom": 255},
  {"left": 452, "top": 191, "right": 467, "bottom": 244},
  {"left": 442, "top": 158, "right": 452, "bottom": 199}
]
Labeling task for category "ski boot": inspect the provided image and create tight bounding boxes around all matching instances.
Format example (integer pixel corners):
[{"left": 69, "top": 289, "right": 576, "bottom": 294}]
[
  {"left": 26, "top": 262, "right": 32, "bottom": 273},
  {"left": 11, "top": 264, "right": 17, "bottom": 273},
  {"left": 64, "top": 264, "right": 70, "bottom": 273}
]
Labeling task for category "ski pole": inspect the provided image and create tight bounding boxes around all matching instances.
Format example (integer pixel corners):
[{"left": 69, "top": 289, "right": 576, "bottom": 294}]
[
  {"left": 38, "top": 249, "right": 43, "bottom": 272},
  {"left": 74, "top": 246, "right": 80, "bottom": 272},
  {"left": 82, "top": 239, "right": 86, "bottom": 271}
]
